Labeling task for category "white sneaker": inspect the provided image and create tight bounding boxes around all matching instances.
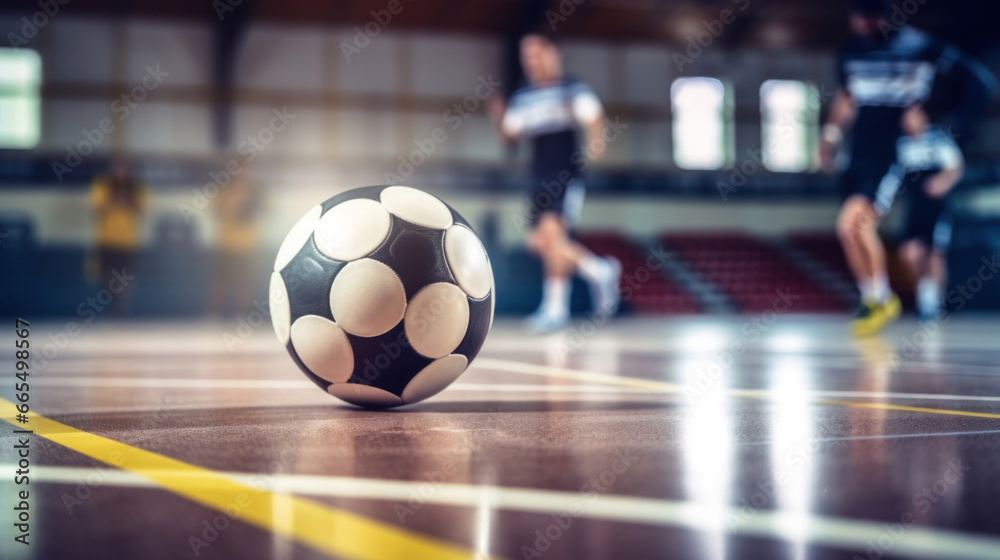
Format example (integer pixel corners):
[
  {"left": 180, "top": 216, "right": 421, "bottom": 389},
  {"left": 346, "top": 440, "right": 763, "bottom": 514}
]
[
  {"left": 589, "top": 256, "right": 622, "bottom": 315},
  {"left": 524, "top": 311, "right": 569, "bottom": 334}
]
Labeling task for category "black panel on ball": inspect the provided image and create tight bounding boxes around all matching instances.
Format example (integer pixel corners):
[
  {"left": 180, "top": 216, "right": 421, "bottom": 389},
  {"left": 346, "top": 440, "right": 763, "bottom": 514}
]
[
  {"left": 281, "top": 235, "right": 345, "bottom": 323},
  {"left": 344, "top": 320, "right": 432, "bottom": 397},
  {"left": 319, "top": 185, "right": 385, "bottom": 213},
  {"left": 454, "top": 293, "right": 492, "bottom": 359},
  {"left": 285, "top": 342, "right": 333, "bottom": 392},
  {"left": 368, "top": 215, "right": 455, "bottom": 300},
  {"left": 449, "top": 205, "right": 473, "bottom": 230}
]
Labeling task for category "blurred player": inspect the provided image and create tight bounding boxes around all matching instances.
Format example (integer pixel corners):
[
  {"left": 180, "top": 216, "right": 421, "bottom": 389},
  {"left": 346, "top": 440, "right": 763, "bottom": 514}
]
[
  {"left": 887, "top": 106, "right": 963, "bottom": 320},
  {"left": 89, "top": 155, "right": 147, "bottom": 315},
  {"left": 820, "top": 0, "right": 996, "bottom": 335},
  {"left": 491, "top": 31, "right": 621, "bottom": 333}
]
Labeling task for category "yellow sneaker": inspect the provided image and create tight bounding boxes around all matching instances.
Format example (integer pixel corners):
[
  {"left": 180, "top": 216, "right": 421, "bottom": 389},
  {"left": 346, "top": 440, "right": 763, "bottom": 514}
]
[{"left": 850, "top": 293, "right": 901, "bottom": 336}]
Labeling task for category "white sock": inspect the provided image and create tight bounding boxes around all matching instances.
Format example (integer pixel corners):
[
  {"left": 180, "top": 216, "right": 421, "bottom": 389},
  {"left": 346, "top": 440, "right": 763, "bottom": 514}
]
[
  {"left": 858, "top": 278, "right": 879, "bottom": 303},
  {"left": 540, "top": 277, "right": 570, "bottom": 319},
  {"left": 576, "top": 252, "right": 606, "bottom": 284},
  {"left": 917, "top": 276, "right": 940, "bottom": 316},
  {"left": 873, "top": 273, "right": 890, "bottom": 303}
]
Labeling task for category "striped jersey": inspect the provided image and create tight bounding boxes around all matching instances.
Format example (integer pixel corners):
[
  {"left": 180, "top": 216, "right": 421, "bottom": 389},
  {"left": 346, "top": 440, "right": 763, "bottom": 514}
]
[{"left": 502, "top": 77, "right": 603, "bottom": 181}]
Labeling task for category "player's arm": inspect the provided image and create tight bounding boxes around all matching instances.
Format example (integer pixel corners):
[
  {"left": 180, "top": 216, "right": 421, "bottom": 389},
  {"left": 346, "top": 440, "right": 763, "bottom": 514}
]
[
  {"left": 581, "top": 112, "right": 606, "bottom": 162},
  {"left": 820, "top": 88, "right": 857, "bottom": 174},
  {"left": 925, "top": 166, "right": 963, "bottom": 198},
  {"left": 875, "top": 163, "right": 905, "bottom": 209},
  {"left": 925, "top": 133, "right": 965, "bottom": 198},
  {"left": 491, "top": 97, "right": 520, "bottom": 144},
  {"left": 572, "top": 83, "right": 606, "bottom": 161}
]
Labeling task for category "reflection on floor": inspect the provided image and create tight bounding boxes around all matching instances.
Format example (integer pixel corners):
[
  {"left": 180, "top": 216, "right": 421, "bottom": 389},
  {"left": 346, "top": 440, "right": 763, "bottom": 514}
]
[{"left": 2, "top": 315, "right": 1000, "bottom": 560}]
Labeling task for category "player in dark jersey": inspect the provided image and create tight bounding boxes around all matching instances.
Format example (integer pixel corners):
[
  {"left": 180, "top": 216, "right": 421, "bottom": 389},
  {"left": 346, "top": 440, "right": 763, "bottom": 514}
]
[
  {"left": 492, "top": 32, "right": 621, "bottom": 333},
  {"left": 820, "top": 0, "right": 996, "bottom": 335},
  {"left": 879, "top": 106, "right": 963, "bottom": 320}
]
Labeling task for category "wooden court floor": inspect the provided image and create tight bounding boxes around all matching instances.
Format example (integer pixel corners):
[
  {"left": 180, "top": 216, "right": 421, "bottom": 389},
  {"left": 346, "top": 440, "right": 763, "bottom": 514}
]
[{"left": 2, "top": 315, "right": 1000, "bottom": 560}]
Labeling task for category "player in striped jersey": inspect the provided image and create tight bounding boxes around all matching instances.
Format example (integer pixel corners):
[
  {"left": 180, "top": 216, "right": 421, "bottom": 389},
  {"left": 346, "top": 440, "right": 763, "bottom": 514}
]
[
  {"left": 882, "top": 107, "right": 963, "bottom": 320},
  {"left": 820, "top": 0, "right": 995, "bottom": 335},
  {"left": 493, "top": 32, "right": 622, "bottom": 333}
]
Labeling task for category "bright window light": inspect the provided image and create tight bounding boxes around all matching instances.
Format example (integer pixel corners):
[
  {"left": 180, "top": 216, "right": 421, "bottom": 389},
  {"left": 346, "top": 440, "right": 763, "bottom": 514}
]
[
  {"left": 671, "top": 77, "right": 732, "bottom": 170},
  {"left": 760, "top": 80, "right": 818, "bottom": 172},
  {"left": 0, "top": 48, "right": 42, "bottom": 149}
]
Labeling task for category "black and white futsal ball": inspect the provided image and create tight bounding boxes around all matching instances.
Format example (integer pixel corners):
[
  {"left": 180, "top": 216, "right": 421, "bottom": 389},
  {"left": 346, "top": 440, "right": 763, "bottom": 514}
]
[{"left": 269, "top": 185, "right": 494, "bottom": 408}]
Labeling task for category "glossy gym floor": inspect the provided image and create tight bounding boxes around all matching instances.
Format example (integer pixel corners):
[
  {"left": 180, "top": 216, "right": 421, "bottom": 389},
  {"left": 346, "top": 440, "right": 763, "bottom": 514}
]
[{"left": 2, "top": 316, "right": 1000, "bottom": 560}]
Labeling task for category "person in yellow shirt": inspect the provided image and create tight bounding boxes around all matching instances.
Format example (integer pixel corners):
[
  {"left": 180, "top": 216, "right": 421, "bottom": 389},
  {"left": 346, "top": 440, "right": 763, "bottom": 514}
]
[
  {"left": 89, "top": 156, "right": 147, "bottom": 315},
  {"left": 209, "top": 165, "right": 264, "bottom": 316}
]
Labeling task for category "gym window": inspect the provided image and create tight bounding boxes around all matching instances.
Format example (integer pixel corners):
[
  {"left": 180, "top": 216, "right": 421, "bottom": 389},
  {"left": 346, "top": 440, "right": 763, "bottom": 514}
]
[
  {"left": 671, "top": 77, "right": 733, "bottom": 170},
  {"left": 0, "top": 48, "right": 42, "bottom": 149},
  {"left": 760, "top": 80, "right": 819, "bottom": 172}
]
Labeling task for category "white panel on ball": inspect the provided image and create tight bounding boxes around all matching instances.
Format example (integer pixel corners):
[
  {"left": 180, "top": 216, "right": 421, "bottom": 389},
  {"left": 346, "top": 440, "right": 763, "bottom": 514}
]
[
  {"left": 444, "top": 225, "right": 492, "bottom": 299},
  {"left": 269, "top": 272, "right": 291, "bottom": 345},
  {"left": 314, "top": 199, "right": 391, "bottom": 261},
  {"left": 402, "top": 355, "right": 468, "bottom": 404},
  {"left": 489, "top": 275, "right": 496, "bottom": 329},
  {"left": 329, "top": 383, "right": 403, "bottom": 408},
  {"left": 404, "top": 283, "right": 470, "bottom": 359},
  {"left": 289, "top": 315, "right": 355, "bottom": 384},
  {"left": 329, "top": 259, "right": 407, "bottom": 337},
  {"left": 380, "top": 186, "right": 453, "bottom": 229}
]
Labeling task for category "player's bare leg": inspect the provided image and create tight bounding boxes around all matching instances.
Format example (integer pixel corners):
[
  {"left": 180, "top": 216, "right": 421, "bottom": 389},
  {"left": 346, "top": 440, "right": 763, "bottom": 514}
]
[
  {"left": 527, "top": 213, "right": 621, "bottom": 333},
  {"left": 899, "top": 239, "right": 928, "bottom": 278},
  {"left": 899, "top": 239, "right": 946, "bottom": 319},
  {"left": 837, "top": 195, "right": 882, "bottom": 283},
  {"left": 927, "top": 248, "right": 948, "bottom": 319},
  {"left": 928, "top": 249, "right": 947, "bottom": 291},
  {"left": 837, "top": 194, "right": 900, "bottom": 335},
  {"left": 550, "top": 218, "right": 622, "bottom": 316},
  {"left": 526, "top": 214, "right": 573, "bottom": 332}
]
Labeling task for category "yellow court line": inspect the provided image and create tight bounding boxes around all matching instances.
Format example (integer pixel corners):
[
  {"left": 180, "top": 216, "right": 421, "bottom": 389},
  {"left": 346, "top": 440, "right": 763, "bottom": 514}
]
[
  {"left": 474, "top": 358, "right": 1000, "bottom": 421},
  {"left": 816, "top": 399, "right": 1000, "bottom": 420},
  {"left": 0, "top": 397, "right": 499, "bottom": 560}
]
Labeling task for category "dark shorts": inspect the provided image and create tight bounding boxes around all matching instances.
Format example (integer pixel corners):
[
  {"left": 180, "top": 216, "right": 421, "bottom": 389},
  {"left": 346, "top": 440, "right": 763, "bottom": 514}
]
[
  {"left": 524, "top": 175, "right": 586, "bottom": 229},
  {"left": 900, "top": 187, "right": 950, "bottom": 250},
  {"left": 841, "top": 156, "right": 897, "bottom": 214}
]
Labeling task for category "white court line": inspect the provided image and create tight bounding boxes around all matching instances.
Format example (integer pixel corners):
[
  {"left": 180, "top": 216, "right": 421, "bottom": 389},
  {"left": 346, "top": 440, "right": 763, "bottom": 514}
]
[
  {"left": 474, "top": 358, "right": 1000, "bottom": 403},
  {"left": 482, "top": 337, "right": 1000, "bottom": 362},
  {"left": 28, "top": 377, "right": 660, "bottom": 394},
  {"left": 7, "top": 464, "right": 1000, "bottom": 560},
  {"left": 27, "top": 373, "right": 1000, "bottom": 404},
  {"left": 28, "top": 377, "right": 645, "bottom": 392}
]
